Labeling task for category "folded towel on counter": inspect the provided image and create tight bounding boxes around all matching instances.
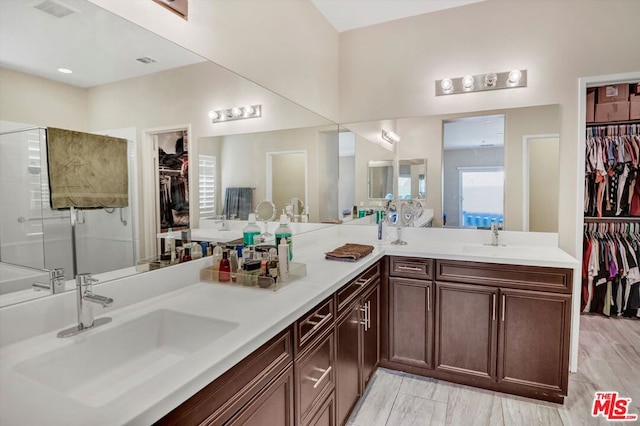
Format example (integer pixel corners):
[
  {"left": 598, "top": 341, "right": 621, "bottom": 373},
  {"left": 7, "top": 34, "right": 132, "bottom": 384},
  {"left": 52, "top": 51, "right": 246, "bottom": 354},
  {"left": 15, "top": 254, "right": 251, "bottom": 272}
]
[
  {"left": 325, "top": 243, "right": 374, "bottom": 262},
  {"left": 47, "top": 127, "right": 129, "bottom": 209}
]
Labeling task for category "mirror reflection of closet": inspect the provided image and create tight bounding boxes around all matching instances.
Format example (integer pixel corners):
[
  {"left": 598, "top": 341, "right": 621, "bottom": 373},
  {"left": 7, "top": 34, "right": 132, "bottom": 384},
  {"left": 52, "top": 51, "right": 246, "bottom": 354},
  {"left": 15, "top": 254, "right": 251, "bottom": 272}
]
[
  {"left": 156, "top": 129, "right": 189, "bottom": 233},
  {"left": 368, "top": 160, "right": 394, "bottom": 199},
  {"left": 442, "top": 115, "right": 505, "bottom": 228}
]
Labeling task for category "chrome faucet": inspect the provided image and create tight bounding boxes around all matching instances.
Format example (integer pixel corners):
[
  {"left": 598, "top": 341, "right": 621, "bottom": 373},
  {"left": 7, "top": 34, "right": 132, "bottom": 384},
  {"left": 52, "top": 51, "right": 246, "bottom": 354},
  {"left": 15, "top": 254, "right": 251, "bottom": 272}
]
[
  {"left": 57, "top": 273, "right": 113, "bottom": 338},
  {"left": 490, "top": 222, "right": 500, "bottom": 246},
  {"left": 32, "top": 268, "right": 66, "bottom": 294},
  {"left": 214, "top": 215, "right": 229, "bottom": 231}
]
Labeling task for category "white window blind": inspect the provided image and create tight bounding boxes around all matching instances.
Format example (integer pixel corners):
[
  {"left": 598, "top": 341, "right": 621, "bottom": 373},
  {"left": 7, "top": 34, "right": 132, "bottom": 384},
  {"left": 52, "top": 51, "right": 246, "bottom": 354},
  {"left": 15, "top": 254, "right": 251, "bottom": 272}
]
[{"left": 199, "top": 155, "right": 216, "bottom": 218}]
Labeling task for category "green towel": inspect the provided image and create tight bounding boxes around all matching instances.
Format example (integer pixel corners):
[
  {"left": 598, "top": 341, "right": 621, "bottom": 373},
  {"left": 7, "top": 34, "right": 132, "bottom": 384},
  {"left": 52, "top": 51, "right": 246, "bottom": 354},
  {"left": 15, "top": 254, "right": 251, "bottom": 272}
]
[{"left": 46, "top": 127, "right": 129, "bottom": 209}]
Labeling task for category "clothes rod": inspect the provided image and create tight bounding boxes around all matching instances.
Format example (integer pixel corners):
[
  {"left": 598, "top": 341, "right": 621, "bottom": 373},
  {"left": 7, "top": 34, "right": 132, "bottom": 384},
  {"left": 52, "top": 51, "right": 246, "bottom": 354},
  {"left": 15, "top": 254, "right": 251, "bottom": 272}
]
[{"left": 584, "top": 217, "right": 640, "bottom": 223}]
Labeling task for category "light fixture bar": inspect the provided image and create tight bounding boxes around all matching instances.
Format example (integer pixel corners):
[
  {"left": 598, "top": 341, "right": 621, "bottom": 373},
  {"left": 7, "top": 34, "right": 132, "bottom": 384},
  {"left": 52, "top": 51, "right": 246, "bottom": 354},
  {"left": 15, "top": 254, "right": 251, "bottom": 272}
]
[
  {"left": 381, "top": 129, "right": 400, "bottom": 144},
  {"left": 208, "top": 104, "right": 262, "bottom": 123},
  {"left": 435, "top": 70, "right": 527, "bottom": 96}
]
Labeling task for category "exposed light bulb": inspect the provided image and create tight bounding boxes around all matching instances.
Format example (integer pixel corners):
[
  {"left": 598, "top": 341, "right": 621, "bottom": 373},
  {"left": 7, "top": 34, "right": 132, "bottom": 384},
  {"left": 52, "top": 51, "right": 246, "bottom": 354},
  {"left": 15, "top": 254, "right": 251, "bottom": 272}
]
[
  {"left": 231, "top": 107, "right": 242, "bottom": 117},
  {"left": 484, "top": 72, "right": 498, "bottom": 88},
  {"left": 243, "top": 106, "right": 254, "bottom": 117},
  {"left": 462, "top": 75, "right": 474, "bottom": 91},
  {"left": 440, "top": 78, "right": 453, "bottom": 94},
  {"left": 507, "top": 69, "right": 522, "bottom": 86},
  {"left": 208, "top": 110, "right": 218, "bottom": 120}
]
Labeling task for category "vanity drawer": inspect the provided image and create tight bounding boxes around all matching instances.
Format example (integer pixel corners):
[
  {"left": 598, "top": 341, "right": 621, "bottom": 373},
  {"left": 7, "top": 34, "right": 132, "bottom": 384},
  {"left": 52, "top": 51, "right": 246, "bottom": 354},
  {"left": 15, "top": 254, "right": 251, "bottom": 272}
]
[
  {"left": 389, "top": 256, "right": 433, "bottom": 280},
  {"left": 295, "top": 330, "right": 335, "bottom": 424},
  {"left": 156, "top": 328, "right": 292, "bottom": 425},
  {"left": 337, "top": 262, "right": 380, "bottom": 313},
  {"left": 295, "top": 297, "right": 335, "bottom": 354},
  {"left": 435, "top": 260, "right": 573, "bottom": 293}
]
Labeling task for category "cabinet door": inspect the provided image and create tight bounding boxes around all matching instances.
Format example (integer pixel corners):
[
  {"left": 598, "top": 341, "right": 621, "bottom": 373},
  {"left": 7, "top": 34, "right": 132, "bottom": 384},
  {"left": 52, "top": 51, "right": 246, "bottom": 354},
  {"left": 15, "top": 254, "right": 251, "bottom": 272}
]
[
  {"left": 435, "top": 282, "right": 498, "bottom": 381},
  {"left": 296, "top": 331, "right": 334, "bottom": 424},
  {"left": 361, "top": 282, "right": 380, "bottom": 387},
  {"left": 497, "top": 289, "right": 571, "bottom": 394},
  {"left": 389, "top": 278, "right": 433, "bottom": 370},
  {"left": 302, "top": 391, "right": 336, "bottom": 426},
  {"left": 335, "top": 300, "right": 362, "bottom": 426},
  {"left": 226, "top": 365, "right": 294, "bottom": 426}
]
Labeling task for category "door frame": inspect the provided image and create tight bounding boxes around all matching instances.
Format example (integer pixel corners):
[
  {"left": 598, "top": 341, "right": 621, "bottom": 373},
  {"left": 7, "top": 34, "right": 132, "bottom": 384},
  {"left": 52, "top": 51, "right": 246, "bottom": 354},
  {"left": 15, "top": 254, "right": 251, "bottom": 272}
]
[
  {"left": 140, "top": 123, "right": 191, "bottom": 259},
  {"left": 266, "top": 150, "right": 308, "bottom": 212},
  {"left": 522, "top": 134, "right": 560, "bottom": 232}
]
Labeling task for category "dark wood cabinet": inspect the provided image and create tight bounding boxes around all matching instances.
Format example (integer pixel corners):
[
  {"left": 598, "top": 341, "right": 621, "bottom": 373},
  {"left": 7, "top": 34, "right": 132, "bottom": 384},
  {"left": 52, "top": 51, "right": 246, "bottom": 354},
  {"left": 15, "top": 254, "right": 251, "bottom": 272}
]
[
  {"left": 335, "top": 275, "right": 380, "bottom": 426},
  {"left": 361, "top": 284, "right": 380, "bottom": 387},
  {"left": 335, "top": 299, "right": 361, "bottom": 426},
  {"left": 434, "top": 281, "right": 498, "bottom": 382},
  {"left": 497, "top": 288, "right": 571, "bottom": 396},
  {"left": 302, "top": 391, "right": 336, "bottom": 426},
  {"left": 295, "top": 329, "right": 335, "bottom": 425},
  {"left": 388, "top": 277, "right": 433, "bottom": 370},
  {"left": 226, "top": 365, "right": 295, "bottom": 426}
]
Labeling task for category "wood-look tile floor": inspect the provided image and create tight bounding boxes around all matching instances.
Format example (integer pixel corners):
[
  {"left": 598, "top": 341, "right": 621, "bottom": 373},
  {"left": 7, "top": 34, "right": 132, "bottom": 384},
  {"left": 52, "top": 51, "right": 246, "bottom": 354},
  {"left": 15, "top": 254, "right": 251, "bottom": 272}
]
[{"left": 347, "top": 315, "right": 640, "bottom": 426}]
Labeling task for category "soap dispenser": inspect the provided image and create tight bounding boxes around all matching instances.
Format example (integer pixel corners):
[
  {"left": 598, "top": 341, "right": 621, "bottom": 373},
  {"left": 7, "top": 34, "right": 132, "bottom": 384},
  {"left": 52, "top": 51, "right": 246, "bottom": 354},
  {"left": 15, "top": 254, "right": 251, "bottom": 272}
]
[
  {"left": 275, "top": 214, "right": 293, "bottom": 261},
  {"left": 243, "top": 214, "right": 261, "bottom": 246}
]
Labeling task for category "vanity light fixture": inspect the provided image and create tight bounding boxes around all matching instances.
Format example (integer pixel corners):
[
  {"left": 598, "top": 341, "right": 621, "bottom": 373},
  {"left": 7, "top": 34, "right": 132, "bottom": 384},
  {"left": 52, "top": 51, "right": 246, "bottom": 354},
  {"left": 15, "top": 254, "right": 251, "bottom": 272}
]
[
  {"left": 381, "top": 130, "right": 400, "bottom": 144},
  {"left": 208, "top": 104, "right": 262, "bottom": 123},
  {"left": 436, "top": 69, "right": 527, "bottom": 96}
]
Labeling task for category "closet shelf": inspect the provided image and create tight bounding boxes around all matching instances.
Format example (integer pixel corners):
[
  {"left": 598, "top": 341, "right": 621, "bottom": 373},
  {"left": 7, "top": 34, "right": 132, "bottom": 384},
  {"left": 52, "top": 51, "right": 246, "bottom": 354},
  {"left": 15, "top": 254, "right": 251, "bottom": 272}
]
[
  {"left": 586, "top": 119, "right": 640, "bottom": 127},
  {"left": 584, "top": 216, "right": 640, "bottom": 223}
]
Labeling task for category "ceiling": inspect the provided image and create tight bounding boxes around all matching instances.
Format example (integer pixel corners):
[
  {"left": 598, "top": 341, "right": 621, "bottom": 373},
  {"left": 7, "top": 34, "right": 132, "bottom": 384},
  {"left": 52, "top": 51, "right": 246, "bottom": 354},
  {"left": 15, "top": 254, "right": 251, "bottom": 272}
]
[
  {"left": 0, "top": 0, "right": 204, "bottom": 88},
  {"left": 311, "top": 0, "right": 485, "bottom": 32},
  {"left": 443, "top": 114, "right": 504, "bottom": 150}
]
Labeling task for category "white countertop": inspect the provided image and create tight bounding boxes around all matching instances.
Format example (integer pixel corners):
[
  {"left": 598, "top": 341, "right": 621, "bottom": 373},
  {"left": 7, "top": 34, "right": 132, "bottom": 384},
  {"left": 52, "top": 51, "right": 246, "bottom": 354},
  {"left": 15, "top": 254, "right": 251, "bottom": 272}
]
[{"left": 0, "top": 225, "right": 579, "bottom": 425}]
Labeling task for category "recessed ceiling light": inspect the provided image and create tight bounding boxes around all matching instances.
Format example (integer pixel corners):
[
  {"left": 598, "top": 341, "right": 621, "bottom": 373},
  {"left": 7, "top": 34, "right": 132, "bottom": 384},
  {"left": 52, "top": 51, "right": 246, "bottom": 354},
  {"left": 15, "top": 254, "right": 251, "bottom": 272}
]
[{"left": 57, "top": 68, "right": 73, "bottom": 74}]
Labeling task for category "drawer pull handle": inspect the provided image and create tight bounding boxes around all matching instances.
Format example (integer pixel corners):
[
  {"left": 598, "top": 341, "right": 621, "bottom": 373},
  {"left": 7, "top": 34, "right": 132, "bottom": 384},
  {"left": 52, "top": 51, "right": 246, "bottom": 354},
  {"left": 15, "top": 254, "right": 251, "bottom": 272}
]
[
  {"left": 397, "top": 265, "right": 422, "bottom": 272},
  {"left": 356, "top": 277, "right": 371, "bottom": 287},
  {"left": 502, "top": 294, "right": 506, "bottom": 322},
  {"left": 306, "top": 313, "right": 329, "bottom": 333},
  {"left": 427, "top": 287, "right": 431, "bottom": 312},
  {"left": 492, "top": 294, "right": 496, "bottom": 321},
  {"left": 310, "top": 366, "right": 332, "bottom": 389}
]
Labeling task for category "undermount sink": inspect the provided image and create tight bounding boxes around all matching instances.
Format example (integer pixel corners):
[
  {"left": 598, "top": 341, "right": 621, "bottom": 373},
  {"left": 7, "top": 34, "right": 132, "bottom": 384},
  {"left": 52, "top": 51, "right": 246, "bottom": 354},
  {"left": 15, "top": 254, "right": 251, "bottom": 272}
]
[
  {"left": 193, "top": 230, "right": 242, "bottom": 243},
  {"left": 15, "top": 309, "right": 238, "bottom": 407},
  {"left": 461, "top": 244, "right": 541, "bottom": 257}
]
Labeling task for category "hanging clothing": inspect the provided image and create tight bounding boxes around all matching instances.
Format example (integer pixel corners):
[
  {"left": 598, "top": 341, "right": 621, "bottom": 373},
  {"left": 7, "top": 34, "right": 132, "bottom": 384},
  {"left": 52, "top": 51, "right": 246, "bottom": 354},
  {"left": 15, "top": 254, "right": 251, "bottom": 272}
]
[{"left": 581, "top": 225, "right": 640, "bottom": 318}]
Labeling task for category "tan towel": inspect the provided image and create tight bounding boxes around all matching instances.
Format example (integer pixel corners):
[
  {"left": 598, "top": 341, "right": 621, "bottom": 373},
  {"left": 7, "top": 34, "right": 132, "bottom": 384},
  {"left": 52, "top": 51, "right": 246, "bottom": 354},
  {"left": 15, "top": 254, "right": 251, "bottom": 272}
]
[
  {"left": 325, "top": 243, "right": 374, "bottom": 262},
  {"left": 47, "top": 128, "right": 128, "bottom": 209}
]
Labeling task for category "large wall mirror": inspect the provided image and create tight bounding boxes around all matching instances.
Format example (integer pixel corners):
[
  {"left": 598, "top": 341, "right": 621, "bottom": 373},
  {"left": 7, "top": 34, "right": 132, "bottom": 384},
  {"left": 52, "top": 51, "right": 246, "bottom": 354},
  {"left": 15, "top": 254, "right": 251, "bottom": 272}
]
[
  {"left": 341, "top": 104, "right": 560, "bottom": 231},
  {"left": 0, "top": 0, "right": 337, "bottom": 307}
]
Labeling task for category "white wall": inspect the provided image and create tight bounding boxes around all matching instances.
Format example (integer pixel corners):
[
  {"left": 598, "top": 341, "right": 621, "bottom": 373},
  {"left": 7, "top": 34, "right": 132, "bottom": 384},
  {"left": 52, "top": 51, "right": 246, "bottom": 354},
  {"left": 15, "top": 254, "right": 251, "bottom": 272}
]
[
  {"left": 339, "top": 0, "right": 640, "bottom": 255},
  {"left": 88, "top": 0, "right": 340, "bottom": 122}
]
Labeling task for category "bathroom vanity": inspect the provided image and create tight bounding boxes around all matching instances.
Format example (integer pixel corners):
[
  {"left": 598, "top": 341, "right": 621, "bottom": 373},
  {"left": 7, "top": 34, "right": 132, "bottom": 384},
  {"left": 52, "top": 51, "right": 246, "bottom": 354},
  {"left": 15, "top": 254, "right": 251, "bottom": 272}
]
[{"left": 0, "top": 226, "right": 579, "bottom": 426}]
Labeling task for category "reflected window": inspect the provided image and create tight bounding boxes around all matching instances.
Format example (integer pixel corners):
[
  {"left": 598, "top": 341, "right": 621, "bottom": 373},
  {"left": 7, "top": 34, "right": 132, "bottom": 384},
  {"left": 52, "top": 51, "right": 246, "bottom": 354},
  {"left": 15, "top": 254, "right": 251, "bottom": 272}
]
[
  {"left": 199, "top": 155, "right": 216, "bottom": 218},
  {"left": 459, "top": 167, "right": 504, "bottom": 228}
]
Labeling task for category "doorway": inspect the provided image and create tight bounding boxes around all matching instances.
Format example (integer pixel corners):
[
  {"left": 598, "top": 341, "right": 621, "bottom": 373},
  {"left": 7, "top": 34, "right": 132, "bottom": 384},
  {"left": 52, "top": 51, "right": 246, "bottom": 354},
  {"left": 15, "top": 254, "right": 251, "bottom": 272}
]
[{"left": 266, "top": 151, "right": 307, "bottom": 217}]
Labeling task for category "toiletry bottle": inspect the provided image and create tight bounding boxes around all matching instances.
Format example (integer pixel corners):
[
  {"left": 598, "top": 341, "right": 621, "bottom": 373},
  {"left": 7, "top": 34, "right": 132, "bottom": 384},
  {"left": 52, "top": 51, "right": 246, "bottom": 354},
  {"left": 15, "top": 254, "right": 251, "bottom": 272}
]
[
  {"left": 229, "top": 251, "right": 239, "bottom": 282},
  {"left": 275, "top": 214, "right": 293, "bottom": 261},
  {"left": 268, "top": 248, "right": 279, "bottom": 281},
  {"left": 212, "top": 245, "right": 223, "bottom": 272},
  {"left": 236, "top": 245, "right": 244, "bottom": 269},
  {"left": 166, "top": 236, "right": 176, "bottom": 262},
  {"left": 278, "top": 238, "right": 289, "bottom": 281},
  {"left": 201, "top": 242, "right": 209, "bottom": 257},
  {"left": 182, "top": 247, "right": 192, "bottom": 262},
  {"left": 191, "top": 242, "right": 203, "bottom": 259},
  {"left": 219, "top": 251, "right": 231, "bottom": 282},
  {"left": 261, "top": 252, "right": 268, "bottom": 276},
  {"left": 352, "top": 205, "right": 358, "bottom": 219},
  {"left": 243, "top": 214, "right": 261, "bottom": 246}
]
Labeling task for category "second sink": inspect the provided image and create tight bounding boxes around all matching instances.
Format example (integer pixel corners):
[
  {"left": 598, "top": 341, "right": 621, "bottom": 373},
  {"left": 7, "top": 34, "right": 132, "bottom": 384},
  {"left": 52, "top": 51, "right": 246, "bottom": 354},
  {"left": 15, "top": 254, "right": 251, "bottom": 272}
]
[{"left": 15, "top": 309, "right": 238, "bottom": 407}]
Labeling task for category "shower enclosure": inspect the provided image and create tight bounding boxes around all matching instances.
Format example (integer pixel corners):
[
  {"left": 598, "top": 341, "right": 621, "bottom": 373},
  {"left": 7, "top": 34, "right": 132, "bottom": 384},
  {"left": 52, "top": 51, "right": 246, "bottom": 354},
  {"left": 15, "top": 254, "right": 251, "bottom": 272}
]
[{"left": 0, "top": 127, "right": 137, "bottom": 300}]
